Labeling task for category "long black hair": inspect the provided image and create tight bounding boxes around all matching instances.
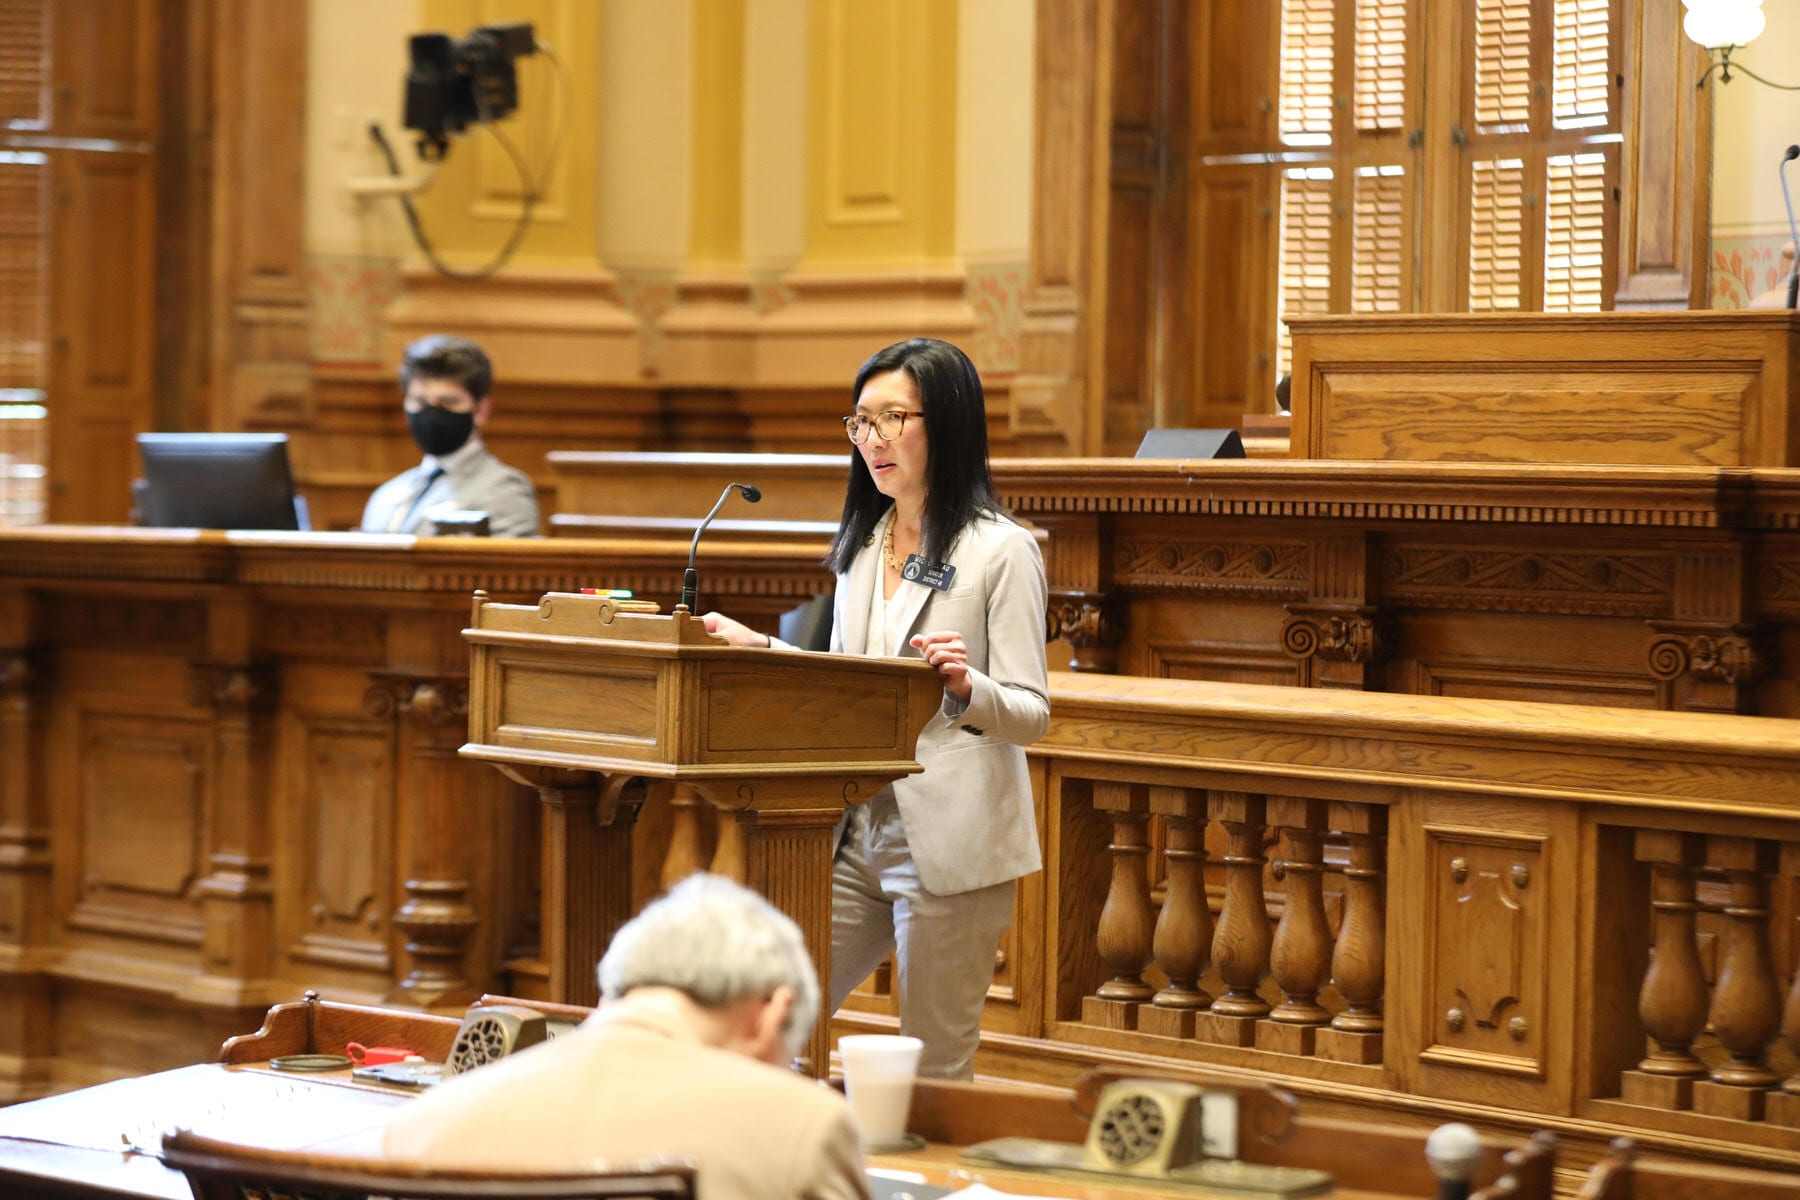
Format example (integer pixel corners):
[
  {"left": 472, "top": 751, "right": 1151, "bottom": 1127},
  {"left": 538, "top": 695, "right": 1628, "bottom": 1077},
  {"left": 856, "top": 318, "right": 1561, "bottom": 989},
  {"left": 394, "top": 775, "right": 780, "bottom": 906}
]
[{"left": 824, "top": 338, "right": 1003, "bottom": 574}]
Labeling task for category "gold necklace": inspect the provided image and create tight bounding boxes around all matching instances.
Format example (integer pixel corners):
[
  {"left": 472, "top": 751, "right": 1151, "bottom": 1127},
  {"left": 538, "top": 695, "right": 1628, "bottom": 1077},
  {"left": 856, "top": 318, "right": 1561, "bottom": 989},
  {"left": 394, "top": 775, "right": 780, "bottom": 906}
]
[{"left": 883, "top": 520, "right": 907, "bottom": 570}]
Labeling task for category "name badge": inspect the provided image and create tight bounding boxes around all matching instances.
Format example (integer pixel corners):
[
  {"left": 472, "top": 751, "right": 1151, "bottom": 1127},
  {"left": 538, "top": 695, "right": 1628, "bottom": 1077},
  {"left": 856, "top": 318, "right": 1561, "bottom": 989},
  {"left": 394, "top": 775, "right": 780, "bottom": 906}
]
[{"left": 901, "top": 555, "right": 956, "bottom": 592}]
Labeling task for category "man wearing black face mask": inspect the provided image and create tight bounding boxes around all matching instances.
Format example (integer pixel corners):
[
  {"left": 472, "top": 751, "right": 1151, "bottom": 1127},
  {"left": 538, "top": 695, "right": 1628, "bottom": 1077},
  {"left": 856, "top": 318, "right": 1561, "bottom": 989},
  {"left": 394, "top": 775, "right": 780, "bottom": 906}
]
[{"left": 359, "top": 334, "right": 541, "bottom": 537}]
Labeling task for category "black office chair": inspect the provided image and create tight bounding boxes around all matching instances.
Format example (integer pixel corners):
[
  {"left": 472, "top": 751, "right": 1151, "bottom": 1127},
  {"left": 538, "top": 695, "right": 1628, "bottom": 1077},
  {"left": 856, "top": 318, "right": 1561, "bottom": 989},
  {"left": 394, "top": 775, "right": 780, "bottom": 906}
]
[{"left": 162, "top": 1129, "right": 698, "bottom": 1200}]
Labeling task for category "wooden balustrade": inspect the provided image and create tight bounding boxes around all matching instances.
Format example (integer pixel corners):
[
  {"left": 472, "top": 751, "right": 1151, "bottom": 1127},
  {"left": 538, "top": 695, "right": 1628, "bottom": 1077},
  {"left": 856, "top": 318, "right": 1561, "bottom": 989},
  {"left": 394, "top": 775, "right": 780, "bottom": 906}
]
[{"left": 833, "top": 673, "right": 1800, "bottom": 1177}]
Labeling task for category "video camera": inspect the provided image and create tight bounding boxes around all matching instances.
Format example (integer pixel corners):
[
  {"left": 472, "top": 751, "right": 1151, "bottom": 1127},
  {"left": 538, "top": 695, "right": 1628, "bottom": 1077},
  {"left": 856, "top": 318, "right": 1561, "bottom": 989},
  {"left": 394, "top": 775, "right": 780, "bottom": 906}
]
[{"left": 403, "top": 22, "right": 537, "bottom": 161}]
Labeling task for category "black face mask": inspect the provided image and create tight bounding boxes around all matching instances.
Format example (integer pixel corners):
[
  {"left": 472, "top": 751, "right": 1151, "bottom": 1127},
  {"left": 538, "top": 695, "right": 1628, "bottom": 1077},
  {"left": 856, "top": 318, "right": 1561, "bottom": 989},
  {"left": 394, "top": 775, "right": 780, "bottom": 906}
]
[{"left": 407, "top": 405, "right": 475, "bottom": 457}]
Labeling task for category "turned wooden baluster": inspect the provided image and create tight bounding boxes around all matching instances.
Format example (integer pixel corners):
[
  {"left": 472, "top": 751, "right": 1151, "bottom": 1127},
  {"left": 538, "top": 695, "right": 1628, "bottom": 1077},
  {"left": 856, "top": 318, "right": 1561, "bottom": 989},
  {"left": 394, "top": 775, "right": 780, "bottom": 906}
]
[
  {"left": 1329, "top": 801, "right": 1387, "bottom": 1035},
  {"left": 1705, "top": 837, "right": 1782, "bottom": 1088},
  {"left": 1633, "top": 830, "right": 1710, "bottom": 1079},
  {"left": 1092, "top": 781, "right": 1156, "bottom": 1005},
  {"left": 1209, "top": 791, "right": 1272, "bottom": 1018},
  {"left": 1268, "top": 797, "right": 1332, "bottom": 1025},
  {"left": 1149, "top": 786, "right": 1211, "bottom": 1012}
]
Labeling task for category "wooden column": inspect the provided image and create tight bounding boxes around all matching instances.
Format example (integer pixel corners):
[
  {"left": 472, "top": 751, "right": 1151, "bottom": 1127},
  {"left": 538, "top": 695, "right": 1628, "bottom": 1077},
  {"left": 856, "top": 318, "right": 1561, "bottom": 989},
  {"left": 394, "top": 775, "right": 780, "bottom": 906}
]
[
  {"left": 1614, "top": 0, "right": 1711, "bottom": 310},
  {"left": 0, "top": 633, "right": 51, "bottom": 1101},
  {"left": 495, "top": 768, "right": 640, "bottom": 1011},
  {"left": 1769, "top": 842, "right": 1800, "bottom": 1128},
  {"left": 206, "top": 1, "right": 311, "bottom": 429},
  {"left": 701, "top": 777, "right": 869, "bottom": 1079},
  {"left": 367, "top": 674, "right": 478, "bottom": 1011},
  {"left": 183, "top": 658, "right": 279, "bottom": 1009}
]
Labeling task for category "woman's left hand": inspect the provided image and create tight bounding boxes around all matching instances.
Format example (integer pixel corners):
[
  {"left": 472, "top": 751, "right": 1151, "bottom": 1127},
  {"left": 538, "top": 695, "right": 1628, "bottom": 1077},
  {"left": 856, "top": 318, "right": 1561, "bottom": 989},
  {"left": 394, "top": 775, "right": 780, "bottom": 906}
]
[{"left": 910, "top": 630, "right": 972, "bottom": 702}]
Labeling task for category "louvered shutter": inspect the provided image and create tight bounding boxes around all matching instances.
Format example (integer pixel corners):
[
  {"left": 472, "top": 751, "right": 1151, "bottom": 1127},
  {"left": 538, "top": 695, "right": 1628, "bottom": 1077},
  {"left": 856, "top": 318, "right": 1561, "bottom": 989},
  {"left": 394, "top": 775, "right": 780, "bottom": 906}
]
[
  {"left": 1279, "top": 0, "right": 1334, "bottom": 147},
  {"left": 1277, "top": 167, "right": 1334, "bottom": 376},
  {"left": 1354, "top": 0, "right": 1407, "bottom": 133},
  {"left": 0, "top": 0, "right": 48, "bottom": 129},
  {"left": 1552, "top": 0, "right": 1610, "bottom": 129},
  {"left": 1543, "top": 152, "right": 1609, "bottom": 311},
  {"left": 1353, "top": 165, "right": 1406, "bottom": 312}
]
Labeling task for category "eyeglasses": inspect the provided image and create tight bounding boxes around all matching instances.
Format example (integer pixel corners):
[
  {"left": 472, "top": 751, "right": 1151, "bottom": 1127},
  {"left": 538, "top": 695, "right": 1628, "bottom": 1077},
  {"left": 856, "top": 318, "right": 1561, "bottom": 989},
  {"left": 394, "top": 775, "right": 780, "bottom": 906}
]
[{"left": 843, "top": 410, "right": 922, "bottom": 444}]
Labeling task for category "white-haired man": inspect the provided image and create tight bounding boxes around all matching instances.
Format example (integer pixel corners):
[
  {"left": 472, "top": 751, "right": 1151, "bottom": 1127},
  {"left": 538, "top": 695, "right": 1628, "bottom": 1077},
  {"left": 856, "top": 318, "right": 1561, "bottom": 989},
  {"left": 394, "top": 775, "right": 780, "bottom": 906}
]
[{"left": 382, "top": 874, "right": 870, "bottom": 1200}]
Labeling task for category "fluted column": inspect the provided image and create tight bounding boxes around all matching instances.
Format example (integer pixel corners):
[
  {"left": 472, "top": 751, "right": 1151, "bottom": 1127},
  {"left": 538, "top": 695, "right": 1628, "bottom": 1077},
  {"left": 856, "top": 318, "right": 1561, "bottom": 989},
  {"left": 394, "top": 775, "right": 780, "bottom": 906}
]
[
  {"left": 1620, "top": 831, "right": 1709, "bottom": 1110},
  {"left": 1082, "top": 781, "right": 1155, "bottom": 1030},
  {"left": 1138, "top": 786, "right": 1211, "bottom": 1039},
  {"left": 1198, "top": 791, "right": 1271, "bottom": 1047},
  {"left": 1316, "top": 802, "right": 1386, "bottom": 1065},
  {"left": 1691, "top": 837, "right": 1781, "bottom": 1121}
]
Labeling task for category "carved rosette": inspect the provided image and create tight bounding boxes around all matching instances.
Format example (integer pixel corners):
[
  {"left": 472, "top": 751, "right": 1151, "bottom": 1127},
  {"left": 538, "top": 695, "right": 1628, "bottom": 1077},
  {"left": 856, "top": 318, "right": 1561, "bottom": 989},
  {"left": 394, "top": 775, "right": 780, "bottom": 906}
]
[
  {"left": 363, "top": 675, "right": 469, "bottom": 726},
  {"left": 1281, "top": 607, "right": 1387, "bottom": 665},
  {"left": 1646, "top": 630, "right": 1770, "bottom": 684},
  {"left": 187, "top": 662, "right": 279, "bottom": 713}
]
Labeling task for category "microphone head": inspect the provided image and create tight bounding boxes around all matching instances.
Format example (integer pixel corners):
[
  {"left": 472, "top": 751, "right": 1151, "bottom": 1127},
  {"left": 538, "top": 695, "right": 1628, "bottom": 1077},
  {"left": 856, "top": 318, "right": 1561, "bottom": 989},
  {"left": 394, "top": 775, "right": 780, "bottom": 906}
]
[
  {"left": 1786, "top": 145, "right": 1800, "bottom": 163},
  {"left": 736, "top": 483, "right": 763, "bottom": 503}
]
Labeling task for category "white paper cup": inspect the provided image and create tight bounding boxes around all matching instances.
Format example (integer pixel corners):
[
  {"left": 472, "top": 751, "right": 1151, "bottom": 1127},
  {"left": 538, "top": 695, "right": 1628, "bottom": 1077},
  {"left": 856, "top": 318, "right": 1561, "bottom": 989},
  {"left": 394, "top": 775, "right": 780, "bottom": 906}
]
[{"left": 838, "top": 1034, "right": 924, "bottom": 1146}]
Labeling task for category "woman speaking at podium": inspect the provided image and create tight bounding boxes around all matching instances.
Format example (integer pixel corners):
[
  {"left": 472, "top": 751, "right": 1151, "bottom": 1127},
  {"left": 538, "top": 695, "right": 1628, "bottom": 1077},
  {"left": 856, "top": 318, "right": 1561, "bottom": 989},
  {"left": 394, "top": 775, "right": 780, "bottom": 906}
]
[{"left": 705, "top": 338, "right": 1049, "bottom": 1079}]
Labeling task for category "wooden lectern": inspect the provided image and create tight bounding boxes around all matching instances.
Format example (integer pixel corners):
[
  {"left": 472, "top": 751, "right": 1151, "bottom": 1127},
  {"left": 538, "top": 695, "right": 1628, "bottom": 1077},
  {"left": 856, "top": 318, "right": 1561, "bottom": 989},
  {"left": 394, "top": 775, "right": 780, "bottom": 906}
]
[{"left": 460, "top": 590, "right": 941, "bottom": 1075}]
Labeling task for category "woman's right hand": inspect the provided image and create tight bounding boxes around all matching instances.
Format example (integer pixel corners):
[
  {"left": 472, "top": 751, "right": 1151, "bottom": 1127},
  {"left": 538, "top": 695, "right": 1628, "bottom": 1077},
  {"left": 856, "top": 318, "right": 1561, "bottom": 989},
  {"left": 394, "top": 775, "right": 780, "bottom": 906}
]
[{"left": 702, "top": 611, "right": 771, "bottom": 648}]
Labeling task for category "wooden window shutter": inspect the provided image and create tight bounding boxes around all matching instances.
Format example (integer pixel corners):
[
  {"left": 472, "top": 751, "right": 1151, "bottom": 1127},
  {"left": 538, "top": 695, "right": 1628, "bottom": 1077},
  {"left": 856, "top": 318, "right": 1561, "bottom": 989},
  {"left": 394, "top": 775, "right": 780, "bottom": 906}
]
[
  {"left": 1468, "top": 158, "right": 1526, "bottom": 311},
  {"left": 1279, "top": 0, "right": 1334, "bottom": 146},
  {"left": 1353, "top": 165, "right": 1406, "bottom": 312},
  {"left": 1354, "top": 0, "right": 1407, "bottom": 133},
  {"left": 1277, "top": 167, "right": 1334, "bottom": 375},
  {"left": 1543, "top": 151, "right": 1609, "bottom": 311},
  {"left": 0, "top": 0, "right": 48, "bottom": 129},
  {"left": 0, "top": 154, "right": 46, "bottom": 389},
  {"left": 1552, "top": 0, "right": 1610, "bottom": 129},
  {"left": 1473, "top": 0, "right": 1533, "bottom": 131}
]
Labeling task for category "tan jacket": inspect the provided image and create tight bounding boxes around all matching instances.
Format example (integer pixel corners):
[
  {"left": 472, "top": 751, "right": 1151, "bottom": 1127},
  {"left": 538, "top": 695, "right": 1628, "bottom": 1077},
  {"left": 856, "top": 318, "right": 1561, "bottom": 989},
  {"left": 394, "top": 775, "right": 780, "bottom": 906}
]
[
  {"left": 831, "top": 510, "right": 1050, "bottom": 894},
  {"left": 381, "top": 1003, "right": 870, "bottom": 1200}
]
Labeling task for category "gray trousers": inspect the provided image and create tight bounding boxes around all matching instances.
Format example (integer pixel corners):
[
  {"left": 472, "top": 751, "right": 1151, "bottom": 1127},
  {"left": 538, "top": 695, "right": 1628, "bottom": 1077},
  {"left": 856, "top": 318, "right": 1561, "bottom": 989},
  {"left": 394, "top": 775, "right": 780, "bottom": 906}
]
[{"left": 829, "top": 791, "right": 1015, "bottom": 1080}]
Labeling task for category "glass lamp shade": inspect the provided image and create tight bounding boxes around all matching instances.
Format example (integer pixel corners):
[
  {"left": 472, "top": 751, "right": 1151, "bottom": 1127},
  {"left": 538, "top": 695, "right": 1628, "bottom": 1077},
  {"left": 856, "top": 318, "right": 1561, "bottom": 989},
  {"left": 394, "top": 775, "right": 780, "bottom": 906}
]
[{"left": 1683, "top": 0, "right": 1766, "bottom": 50}]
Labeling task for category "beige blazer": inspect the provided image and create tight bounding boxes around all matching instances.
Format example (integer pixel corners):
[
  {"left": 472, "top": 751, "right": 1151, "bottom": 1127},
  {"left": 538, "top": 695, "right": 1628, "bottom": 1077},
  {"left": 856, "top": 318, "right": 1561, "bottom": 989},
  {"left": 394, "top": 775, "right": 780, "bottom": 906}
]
[
  {"left": 381, "top": 1003, "right": 869, "bottom": 1200},
  {"left": 832, "top": 510, "right": 1050, "bottom": 895}
]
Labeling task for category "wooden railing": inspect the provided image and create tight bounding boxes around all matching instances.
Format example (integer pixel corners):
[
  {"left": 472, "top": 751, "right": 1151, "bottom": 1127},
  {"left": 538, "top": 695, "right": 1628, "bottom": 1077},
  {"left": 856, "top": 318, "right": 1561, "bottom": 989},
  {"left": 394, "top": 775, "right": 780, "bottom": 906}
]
[{"left": 828, "top": 674, "right": 1800, "bottom": 1174}]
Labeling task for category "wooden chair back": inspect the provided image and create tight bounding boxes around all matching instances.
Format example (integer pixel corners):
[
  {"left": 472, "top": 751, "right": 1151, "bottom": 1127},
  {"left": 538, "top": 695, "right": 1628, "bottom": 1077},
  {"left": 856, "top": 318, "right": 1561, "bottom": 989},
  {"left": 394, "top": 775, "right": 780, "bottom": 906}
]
[
  {"left": 1576, "top": 1137, "right": 1800, "bottom": 1200},
  {"left": 161, "top": 1129, "right": 697, "bottom": 1200},
  {"left": 1470, "top": 1131, "right": 1556, "bottom": 1200}
]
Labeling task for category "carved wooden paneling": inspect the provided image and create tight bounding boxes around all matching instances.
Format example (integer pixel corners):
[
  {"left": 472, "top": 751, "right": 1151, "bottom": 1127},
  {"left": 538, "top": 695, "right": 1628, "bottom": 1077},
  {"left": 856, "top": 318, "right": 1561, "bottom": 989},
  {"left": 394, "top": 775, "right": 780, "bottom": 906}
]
[
  {"left": 1383, "top": 544, "right": 1674, "bottom": 617},
  {"left": 40, "top": 596, "right": 206, "bottom": 654},
  {"left": 1187, "top": 164, "right": 1273, "bottom": 427},
  {"left": 258, "top": 606, "right": 388, "bottom": 665},
  {"left": 47, "top": 150, "right": 155, "bottom": 523},
  {"left": 287, "top": 719, "right": 393, "bottom": 974},
  {"left": 1421, "top": 827, "right": 1549, "bottom": 1079},
  {"left": 69, "top": 714, "right": 205, "bottom": 944},
  {"left": 1147, "top": 641, "right": 1303, "bottom": 687},
  {"left": 1114, "top": 537, "right": 1309, "bottom": 596},
  {"left": 49, "top": 0, "right": 158, "bottom": 141},
  {"left": 1614, "top": 0, "right": 1710, "bottom": 310}
]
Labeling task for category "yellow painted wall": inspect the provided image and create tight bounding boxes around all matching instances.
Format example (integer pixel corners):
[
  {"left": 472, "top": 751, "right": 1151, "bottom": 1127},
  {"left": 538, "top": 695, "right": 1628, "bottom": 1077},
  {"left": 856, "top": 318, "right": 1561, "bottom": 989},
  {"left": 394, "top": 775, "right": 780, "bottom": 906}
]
[
  {"left": 957, "top": 0, "right": 1035, "bottom": 263},
  {"left": 1709, "top": 2, "right": 1800, "bottom": 238},
  {"left": 803, "top": 0, "right": 959, "bottom": 270},
  {"left": 304, "top": 0, "right": 420, "bottom": 260},
  {"left": 742, "top": 0, "right": 809, "bottom": 275},
  {"left": 596, "top": 0, "right": 692, "bottom": 272}
]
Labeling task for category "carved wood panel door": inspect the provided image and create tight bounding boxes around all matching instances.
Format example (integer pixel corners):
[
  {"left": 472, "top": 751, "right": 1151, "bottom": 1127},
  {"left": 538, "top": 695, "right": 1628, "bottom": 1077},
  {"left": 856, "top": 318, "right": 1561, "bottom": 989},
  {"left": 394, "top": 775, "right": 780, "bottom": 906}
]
[{"left": 0, "top": 0, "right": 160, "bottom": 524}]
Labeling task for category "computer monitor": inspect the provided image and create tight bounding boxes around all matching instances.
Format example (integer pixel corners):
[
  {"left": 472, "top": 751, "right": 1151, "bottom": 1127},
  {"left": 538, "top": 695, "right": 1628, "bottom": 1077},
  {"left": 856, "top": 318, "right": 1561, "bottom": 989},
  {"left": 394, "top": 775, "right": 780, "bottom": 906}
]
[{"left": 136, "top": 433, "right": 307, "bottom": 531}]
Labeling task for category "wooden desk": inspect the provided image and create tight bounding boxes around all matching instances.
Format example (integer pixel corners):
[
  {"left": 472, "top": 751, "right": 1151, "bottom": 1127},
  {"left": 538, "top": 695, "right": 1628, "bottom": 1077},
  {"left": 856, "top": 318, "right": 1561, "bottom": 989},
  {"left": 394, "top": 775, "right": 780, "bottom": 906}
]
[
  {"left": 0, "top": 1061, "right": 1493, "bottom": 1200},
  {"left": 0, "top": 1062, "right": 405, "bottom": 1199}
]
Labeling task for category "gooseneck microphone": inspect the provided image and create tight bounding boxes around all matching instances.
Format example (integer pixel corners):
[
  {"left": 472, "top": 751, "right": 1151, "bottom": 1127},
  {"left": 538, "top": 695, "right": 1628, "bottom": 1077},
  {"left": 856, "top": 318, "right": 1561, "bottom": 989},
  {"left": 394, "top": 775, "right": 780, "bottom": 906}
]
[
  {"left": 680, "top": 482, "right": 762, "bottom": 613},
  {"left": 1781, "top": 145, "right": 1800, "bottom": 310}
]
